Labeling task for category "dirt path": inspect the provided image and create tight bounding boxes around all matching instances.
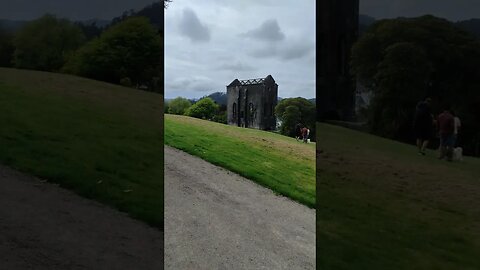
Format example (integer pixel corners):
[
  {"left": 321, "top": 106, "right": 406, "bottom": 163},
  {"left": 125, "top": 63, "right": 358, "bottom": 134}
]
[
  {"left": 164, "top": 146, "right": 315, "bottom": 270},
  {"left": 0, "top": 165, "right": 163, "bottom": 270}
]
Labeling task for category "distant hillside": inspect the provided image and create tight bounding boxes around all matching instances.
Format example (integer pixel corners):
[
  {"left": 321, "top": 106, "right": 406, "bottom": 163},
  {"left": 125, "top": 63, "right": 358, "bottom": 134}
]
[
  {"left": 456, "top": 19, "right": 480, "bottom": 38},
  {"left": 359, "top": 14, "right": 376, "bottom": 34},
  {"left": 207, "top": 92, "right": 227, "bottom": 105},
  {"left": 81, "top": 19, "right": 110, "bottom": 28},
  {"left": 0, "top": 19, "right": 27, "bottom": 32},
  {"left": 359, "top": 15, "right": 480, "bottom": 39},
  {"left": 110, "top": 1, "right": 163, "bottom": 30}
]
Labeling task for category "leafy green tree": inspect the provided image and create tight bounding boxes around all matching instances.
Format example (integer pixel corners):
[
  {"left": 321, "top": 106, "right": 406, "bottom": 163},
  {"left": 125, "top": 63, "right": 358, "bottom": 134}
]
[
  {"left": 275, "top": 97, "right": 316, "bottom": 139},
  {"left": 63, "top": 17, "right": 161, "bottom": 86},
  {"left": 0, "top": 26, "right": 14, "bottom": 67},
  {"left": 370, "top": 42, "right": 432, "bottom": 138},
  {"left": 185, "top": 97, "right": 219, "bottom": 120},
  {"left": 13, "top": 14, "right": 85, "bottom": 71},
  {"left": 168, "top": 97, "right": 192, "bottom": 115},
  {"left": 75, "top": 21, "right": 103, "bottom": 41},
  {"left": 281, "top": 106, "right": 302, "bottom": 136},
  {"left": 164, "top": 100, "right": 170, "bottom": 113},
  {"left": 351, "top": 15, "right": 480, "bottom": 154}
]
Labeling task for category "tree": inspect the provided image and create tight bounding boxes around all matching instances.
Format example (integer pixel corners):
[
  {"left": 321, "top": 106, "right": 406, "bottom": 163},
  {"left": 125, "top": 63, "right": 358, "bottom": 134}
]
[
  {"left": 275, "top": 97, "right": 316, "bottom": 139},
  {"left": 168, "top": 97, "right": 192, "bottom": 115},
  {"left": 0, "top": 26, "right": 14, "bottom": 67},
  {"left": 184, "top": 98, "right": 219, "bottom": 120},
  {"left": 13, "top": 14, "right": 85, "bottom": 71},
  {"left": 63, "top": 17, "right": 161, "bottom": 87},
  {"left": 351, "top": 15, "right": 480, "bottom": 155},
  {"left": 281, "top": 106, "right": 302, "bottom": 136},
  {"left": 75, "top": 21, "right": 103, "bottom": 41},
  {"left": 370, "top": 42, "right": 432, "bottom": 138}
]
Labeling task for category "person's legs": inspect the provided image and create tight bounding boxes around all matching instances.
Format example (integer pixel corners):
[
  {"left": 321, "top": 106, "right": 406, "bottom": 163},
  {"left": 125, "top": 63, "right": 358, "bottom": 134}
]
[
  {"left": 446, "top": 135, "right": 454, "bottom": 161},
  {"left": 421, "top": 140, "right": 429, "bottom": 154},
  {"left": 439, "top": 135, "right": 446, "bottom": 159},
  {"left": 416, "top": 138, "right": 422, "bottom": 152}
]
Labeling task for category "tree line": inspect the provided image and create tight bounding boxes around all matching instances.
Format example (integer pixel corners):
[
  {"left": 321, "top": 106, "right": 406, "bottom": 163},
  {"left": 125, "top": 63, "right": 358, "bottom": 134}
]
[
  {"left": 0, "top": 14, "right": 162, "bottom": 93},
  {"left": 352, "top": 15, "right": 480, "bottom": 156}
]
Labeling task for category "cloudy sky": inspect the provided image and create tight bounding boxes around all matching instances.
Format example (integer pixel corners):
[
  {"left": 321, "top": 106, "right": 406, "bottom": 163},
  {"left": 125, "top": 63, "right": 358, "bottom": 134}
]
[
  {"left": 0, "top": 0, "right": 156, "bottom": 20},
  {"left": 164, "top": 0, "right": 316, "bottom": 99},
  {"left": 361, "top": 0, "right": 480, "bottom": 21}
]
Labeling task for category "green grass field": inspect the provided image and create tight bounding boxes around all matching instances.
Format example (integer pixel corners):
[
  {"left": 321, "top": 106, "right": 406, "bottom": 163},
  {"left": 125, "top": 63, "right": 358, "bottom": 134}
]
[
  {"left": 0, "top": 67, "right": 163, "bottom": 228},
  {"left": 317, "top": 122, "right": 480, "bottom": 269},
  {"left": 165, "top": 114, "right": 316, "bottom": 208}
]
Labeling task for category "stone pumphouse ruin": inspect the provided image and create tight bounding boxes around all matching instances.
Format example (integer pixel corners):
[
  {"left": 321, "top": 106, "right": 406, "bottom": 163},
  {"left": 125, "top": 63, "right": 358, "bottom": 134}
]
[{"left": 226, "top": 75, "right": 278, "bottom": 131}]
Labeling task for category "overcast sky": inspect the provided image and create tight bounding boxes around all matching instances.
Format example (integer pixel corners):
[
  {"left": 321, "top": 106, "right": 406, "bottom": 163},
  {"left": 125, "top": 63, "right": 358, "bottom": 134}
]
[
  {"left": 361, "top": 0, "right": 480, "bottom": 21},
  {"left": 164, "top": 0, "right": 316, "bottom": 99},
  {"left": 0, "top": 0, "right": 156, "bottom": 21}
]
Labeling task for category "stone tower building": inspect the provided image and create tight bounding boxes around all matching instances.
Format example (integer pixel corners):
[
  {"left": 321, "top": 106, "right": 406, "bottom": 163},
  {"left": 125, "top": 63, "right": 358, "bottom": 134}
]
[
  {"left": 226, "top": 75, "right": 278, "bottom": 130},
  {"left": 317, "top": 0, "right": 359, "bottom": 121}
]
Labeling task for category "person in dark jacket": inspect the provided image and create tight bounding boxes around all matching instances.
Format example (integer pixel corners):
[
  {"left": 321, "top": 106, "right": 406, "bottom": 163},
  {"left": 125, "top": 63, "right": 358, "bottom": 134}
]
[
  {"left": 295, "top": 123, "right": 303, "bottom": 141},
  {"left": 413, "top": 97, "right": 434, "bottom": 155}
]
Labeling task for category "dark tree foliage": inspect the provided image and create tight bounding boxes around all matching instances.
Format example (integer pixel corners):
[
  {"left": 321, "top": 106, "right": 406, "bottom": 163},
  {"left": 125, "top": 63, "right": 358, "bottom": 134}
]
[
  {"left": 455, "top": 19, "right": 480, "bottom": 39},
  {"left": 110, "top": 2, "right": 163, "bottom": 30},
  {"left": 352, "top": 15, "right": 480, "bottom": 155},
  {"left": 75, "top": 22, "right": 103, "bottom": 41},
  {"left": 0, "top": 26, "right": 14, "bottom": 67},
  {"left": 13, "top": 14, "right": 86, "bottom": 72},
  {"left": 275, "top": 97, "right": 316, "bottom": 141},
  {"left": 63, "top": 17, "right": 161, "bottom": 89}
]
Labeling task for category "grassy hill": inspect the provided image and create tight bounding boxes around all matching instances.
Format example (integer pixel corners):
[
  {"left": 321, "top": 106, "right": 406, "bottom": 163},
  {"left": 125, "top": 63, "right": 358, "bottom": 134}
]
[
  {"left": 165, "top": 114, "right": 316, "bottom": 208},
  {"left": 0, "top": 67, "right": 163, "bottom": 228},
  {"left": 317, "top": 123, "right": 480, "bottom": 269}
]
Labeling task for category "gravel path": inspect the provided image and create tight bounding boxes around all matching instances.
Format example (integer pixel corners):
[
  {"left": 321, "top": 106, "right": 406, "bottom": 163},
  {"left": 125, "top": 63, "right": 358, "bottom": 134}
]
[
  {"left": 164, "top": 146, "right": 315, "bottom": 270},
  {"left": 0, "top": 165, "right": 163, "bottom": 270}
]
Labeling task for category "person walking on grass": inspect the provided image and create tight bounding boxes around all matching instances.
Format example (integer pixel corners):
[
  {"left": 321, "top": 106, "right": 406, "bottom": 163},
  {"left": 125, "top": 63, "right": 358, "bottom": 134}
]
[
  {"left": 295, "top": 123, "right": 303, "bottom": 141},
  {"left": 413, "top": 97, "right": 434, "bottom": 155},
  {"left": 301, "top": 127, "right": 309, "bottom": 143},
  {"left": 438, "top": 105, "right": 455, "bottom": 161},
  {"left": 452, "top": 111, "right": 461, "bottom": 147}
]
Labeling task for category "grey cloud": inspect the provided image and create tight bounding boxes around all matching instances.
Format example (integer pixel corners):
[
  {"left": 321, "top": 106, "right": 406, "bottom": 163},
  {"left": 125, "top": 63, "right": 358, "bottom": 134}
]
[
  {"left": 279, "top": 42, "right": 314, "bottom": 60},
  {"left": 179, "top": 8, "right": 211, "bottom": 42},
  {"left": 248, "top": 40, "right": 314, "bottom": 61},
  {"left": 249, "top": 46, "right": 278, "bottom": 58},
  {"left": 218, "top": 62, "right": 256, "bottom": 71},
  {"left": 240, "top": 19, "right": 285, "bottom": 42},
  {"left": 168, "top": 76, "right": 214, "bottom": 92}
]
